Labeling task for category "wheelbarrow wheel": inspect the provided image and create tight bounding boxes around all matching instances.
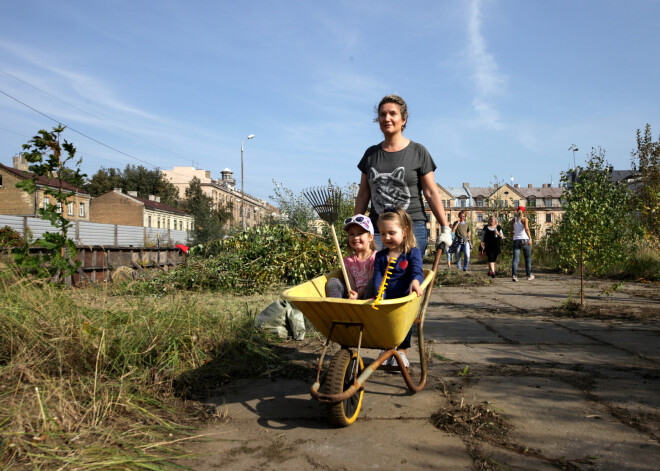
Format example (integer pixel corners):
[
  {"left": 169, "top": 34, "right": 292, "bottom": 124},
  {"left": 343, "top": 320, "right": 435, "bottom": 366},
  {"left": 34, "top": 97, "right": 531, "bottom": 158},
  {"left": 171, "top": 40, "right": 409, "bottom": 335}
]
[{"left": 325, "top": 348, "right": 364, "bottom": 427}]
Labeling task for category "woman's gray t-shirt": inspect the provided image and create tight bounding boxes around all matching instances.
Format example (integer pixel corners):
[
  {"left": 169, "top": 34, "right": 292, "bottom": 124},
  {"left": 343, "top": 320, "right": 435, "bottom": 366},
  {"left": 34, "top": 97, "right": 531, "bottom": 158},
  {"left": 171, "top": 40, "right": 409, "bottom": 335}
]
[{"left": 357, "top": 141, "right": 436, "bottom": 224}]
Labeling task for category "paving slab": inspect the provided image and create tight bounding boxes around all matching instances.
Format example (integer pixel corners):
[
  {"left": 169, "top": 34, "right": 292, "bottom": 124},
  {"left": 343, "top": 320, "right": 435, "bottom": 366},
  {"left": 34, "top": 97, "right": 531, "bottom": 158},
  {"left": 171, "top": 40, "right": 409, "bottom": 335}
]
[{"left": 179, "top": 272, "right": 660, "bottom": 470}]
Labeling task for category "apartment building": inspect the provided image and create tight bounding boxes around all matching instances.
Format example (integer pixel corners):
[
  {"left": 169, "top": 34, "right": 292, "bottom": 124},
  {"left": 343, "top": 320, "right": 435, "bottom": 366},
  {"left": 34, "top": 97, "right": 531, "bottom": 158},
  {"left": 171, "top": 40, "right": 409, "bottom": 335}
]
[
  {"left": 0, "top": 157, "right": 91, "bottom": 221},
  {"left": 162, "top": 166, "right": 277, "bottom": 228},
  {"left": 427, "top": 182, "right": 564, "bottom": 245},
  {"left": 90, "top": 189, "right": 194, "bottom": 231}
]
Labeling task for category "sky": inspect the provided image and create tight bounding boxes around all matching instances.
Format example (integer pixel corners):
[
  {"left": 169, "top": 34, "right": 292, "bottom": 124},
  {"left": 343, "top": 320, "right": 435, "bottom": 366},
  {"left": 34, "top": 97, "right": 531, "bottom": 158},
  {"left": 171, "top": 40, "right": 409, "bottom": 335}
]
[{"left": 1, "top": 0, "right": 659, "bottom": 203}]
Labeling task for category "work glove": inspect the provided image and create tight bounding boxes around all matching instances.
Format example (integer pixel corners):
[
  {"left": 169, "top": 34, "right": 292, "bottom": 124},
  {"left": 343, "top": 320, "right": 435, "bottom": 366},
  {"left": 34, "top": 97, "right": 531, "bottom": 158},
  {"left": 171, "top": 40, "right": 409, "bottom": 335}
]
[{"left": 436, "top": 226, "right": 452, "bottom": 253}]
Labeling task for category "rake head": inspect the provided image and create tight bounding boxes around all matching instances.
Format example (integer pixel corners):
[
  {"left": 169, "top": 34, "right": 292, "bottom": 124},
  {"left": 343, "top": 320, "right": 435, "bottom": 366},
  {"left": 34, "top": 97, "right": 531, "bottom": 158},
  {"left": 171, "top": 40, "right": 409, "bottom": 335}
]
[{"left": 302, "top": 186, "right": 343, "bottom": 224}]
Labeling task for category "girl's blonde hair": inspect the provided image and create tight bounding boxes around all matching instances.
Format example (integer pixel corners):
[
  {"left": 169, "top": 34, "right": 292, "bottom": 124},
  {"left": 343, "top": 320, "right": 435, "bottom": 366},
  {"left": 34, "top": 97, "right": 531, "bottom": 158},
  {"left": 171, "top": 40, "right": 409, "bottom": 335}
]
[
  {"left": 516, "top": 209, "right": 524, "bottom": 220},
  {"left": 377, "top": 207, "right": 417, "bottom": 253}
]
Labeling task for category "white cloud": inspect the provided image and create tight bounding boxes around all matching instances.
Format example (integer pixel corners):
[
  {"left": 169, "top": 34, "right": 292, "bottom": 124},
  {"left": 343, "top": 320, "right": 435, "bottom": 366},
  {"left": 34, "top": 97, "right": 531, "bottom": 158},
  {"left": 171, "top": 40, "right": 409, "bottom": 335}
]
[{"left": 466, "top": 0, "right": 507, "bottom": 130}]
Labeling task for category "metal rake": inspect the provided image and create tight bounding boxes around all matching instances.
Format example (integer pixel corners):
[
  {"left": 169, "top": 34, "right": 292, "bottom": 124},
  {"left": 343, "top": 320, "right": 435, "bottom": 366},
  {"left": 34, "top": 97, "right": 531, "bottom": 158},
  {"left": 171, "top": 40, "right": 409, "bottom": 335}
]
[{"left": 302, "top": 186, "right": 352, "bottom": 293}]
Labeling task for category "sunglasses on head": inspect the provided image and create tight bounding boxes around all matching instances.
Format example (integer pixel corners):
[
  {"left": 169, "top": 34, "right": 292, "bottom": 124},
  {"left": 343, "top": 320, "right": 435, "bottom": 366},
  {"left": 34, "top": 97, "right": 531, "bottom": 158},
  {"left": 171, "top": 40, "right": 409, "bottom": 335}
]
[
  {"left": 382, "top": 207, "right": 398, "bottom": 214},
  {"left": 344, "top": 215, "right": 366, "bottom": 225}
]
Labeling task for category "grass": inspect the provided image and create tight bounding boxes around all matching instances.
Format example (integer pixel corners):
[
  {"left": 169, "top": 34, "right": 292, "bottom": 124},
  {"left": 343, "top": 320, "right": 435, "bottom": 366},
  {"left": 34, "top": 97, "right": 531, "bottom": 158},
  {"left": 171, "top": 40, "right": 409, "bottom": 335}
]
[{"left": 0, "top": 266, "right": 282, "bottom": 469}]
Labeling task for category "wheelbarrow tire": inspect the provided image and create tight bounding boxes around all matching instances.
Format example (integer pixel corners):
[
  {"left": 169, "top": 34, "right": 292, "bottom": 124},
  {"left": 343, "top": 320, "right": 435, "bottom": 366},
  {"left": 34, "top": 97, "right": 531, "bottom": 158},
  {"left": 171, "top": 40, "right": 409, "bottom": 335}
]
[{"left": 325, "top": 348, "right": 364, "bottom": 427}]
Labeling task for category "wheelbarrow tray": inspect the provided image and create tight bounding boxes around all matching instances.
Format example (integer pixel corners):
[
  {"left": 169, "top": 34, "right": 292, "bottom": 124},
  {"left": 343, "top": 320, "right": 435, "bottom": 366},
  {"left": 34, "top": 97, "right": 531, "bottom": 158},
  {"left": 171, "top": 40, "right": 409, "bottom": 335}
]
[{"left": 282, "top": 269, "right": 434, "bottom": 350}]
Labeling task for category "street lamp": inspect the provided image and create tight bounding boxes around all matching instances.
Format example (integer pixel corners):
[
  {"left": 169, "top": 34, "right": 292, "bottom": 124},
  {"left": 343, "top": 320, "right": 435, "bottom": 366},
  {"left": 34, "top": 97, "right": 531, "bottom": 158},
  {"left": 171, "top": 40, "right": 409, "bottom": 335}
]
[
  {"left": 241, "top": 134, "right": 255, "bottom": 230},
  {"left": 568, "top": 144, "right": 579, "bottom": 168}
]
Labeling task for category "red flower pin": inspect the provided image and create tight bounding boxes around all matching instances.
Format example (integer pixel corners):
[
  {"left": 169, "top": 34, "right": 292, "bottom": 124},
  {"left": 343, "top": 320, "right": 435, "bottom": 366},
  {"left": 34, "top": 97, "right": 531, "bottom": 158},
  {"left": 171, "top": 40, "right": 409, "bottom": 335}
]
[{"left": 399, "top": 260, "right": 408, "bottom": 269}]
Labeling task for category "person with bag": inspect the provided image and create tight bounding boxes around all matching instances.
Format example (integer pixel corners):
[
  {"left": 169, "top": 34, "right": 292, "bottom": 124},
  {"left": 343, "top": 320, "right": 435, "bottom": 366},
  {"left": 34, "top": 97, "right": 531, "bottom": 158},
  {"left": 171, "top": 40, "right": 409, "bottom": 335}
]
[
  {"left": 480, "top": 215, "right": 504, "bottom": 278},
  {"left": 452, "top": 211, "right": 471, "bottom": 271},
  {"left": 510, "top": 206, "right": 534, "bottom": 281}
]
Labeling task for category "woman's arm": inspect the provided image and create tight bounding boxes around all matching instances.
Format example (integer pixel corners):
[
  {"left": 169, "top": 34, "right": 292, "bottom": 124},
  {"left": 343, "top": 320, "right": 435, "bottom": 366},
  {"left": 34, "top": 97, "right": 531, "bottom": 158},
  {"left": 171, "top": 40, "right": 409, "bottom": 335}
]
[
  {"left": 420, "top": 172, "right": 448, "bottom": 227},
  {"left": 523, "top": 218, "right": 533, "bottom": 245},
  {"left": 354, "top": 173, "right": 371, "bottom": 215}
]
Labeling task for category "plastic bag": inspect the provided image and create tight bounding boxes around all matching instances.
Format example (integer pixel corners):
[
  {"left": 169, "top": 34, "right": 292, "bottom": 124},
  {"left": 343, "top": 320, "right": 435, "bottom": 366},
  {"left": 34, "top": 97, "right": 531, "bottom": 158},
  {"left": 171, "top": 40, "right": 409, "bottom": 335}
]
[{"left": 255, "top": 300, "right": 306, "bottom": 340}]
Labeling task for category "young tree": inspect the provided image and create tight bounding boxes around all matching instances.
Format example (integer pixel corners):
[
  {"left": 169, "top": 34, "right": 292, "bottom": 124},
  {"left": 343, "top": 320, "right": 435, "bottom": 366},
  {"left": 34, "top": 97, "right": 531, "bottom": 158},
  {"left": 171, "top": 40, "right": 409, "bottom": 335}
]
[
  {"left": 183, "top": 177, "right": 232, "bottom": 243},
  {"left": 14, "top": 125, "right": 84, "bottom": 280},
  {"left": 557, "top": 147, "right": 641, "bottom": 302},
  {"left": 270, "top": 180, "right": 315, "bottom": 232},
  {"left": 631, "top": 123, "right": 660, "bottom": 242}
]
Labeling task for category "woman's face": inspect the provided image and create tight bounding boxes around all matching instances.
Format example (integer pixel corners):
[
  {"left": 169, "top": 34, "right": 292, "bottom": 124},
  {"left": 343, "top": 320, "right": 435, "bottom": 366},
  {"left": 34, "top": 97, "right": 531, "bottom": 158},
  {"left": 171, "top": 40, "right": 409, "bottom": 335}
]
[
  {"left": 378, "top": 102, "right": 406, "bottom": 136},
  {"left": 489, "top": 217, "right": 496, "bottom": 225}
]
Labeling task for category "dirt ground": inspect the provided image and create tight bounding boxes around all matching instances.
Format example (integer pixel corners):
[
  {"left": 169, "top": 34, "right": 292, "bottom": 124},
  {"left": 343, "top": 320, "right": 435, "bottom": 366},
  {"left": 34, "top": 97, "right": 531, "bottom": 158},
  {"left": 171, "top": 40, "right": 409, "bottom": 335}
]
[{"left": 179, "top": 270, "right": 660, "bottom": 470}]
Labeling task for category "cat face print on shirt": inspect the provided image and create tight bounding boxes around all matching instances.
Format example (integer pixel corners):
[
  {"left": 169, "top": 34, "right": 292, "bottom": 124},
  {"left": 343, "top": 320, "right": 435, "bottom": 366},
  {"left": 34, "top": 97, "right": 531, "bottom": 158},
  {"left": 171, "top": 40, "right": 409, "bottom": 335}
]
[{"left": 368, "top": 167, "right": 411, "bottom": 213}]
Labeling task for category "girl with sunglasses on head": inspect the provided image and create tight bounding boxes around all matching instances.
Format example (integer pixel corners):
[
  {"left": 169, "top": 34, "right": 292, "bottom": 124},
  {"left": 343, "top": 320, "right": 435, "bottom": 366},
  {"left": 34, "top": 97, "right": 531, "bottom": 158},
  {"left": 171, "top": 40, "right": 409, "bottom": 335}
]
[
  {"left": 354, "top": 94, "right": 453, "bottom": 255},
  {"left": 326, "top": 214, "right": 377, "bottom": 300},
  {"left": 373, "top": 207, "right": 424, "bottom": 368}
]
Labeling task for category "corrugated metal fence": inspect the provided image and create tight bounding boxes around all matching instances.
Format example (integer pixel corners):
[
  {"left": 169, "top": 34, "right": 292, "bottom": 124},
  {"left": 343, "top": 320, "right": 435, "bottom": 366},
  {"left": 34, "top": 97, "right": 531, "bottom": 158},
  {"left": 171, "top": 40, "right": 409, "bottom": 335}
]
[{"left": 0, "top": 215, "right": 191, "bottom": 247}]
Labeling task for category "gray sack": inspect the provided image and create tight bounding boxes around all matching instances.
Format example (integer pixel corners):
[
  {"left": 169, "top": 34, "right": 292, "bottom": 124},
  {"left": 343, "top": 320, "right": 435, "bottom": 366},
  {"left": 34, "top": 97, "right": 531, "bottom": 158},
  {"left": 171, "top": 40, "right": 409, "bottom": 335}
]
[{"left": 255, "top": 300, "right": 306, "bottom": 340}]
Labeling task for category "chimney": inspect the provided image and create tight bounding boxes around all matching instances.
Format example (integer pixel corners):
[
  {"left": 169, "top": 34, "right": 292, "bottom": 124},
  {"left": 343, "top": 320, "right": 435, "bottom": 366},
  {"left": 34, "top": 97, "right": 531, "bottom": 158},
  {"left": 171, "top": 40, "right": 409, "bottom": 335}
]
[
  {"left": 114, "top": 188, "right": 122, "bottom": 193},
  {"left": 128, "top": 191, "right": 138, "bottom": 197},
  {"left": 462, "top": 182, "right": 469, "bottom": 188},
  {"left": 493, "top": 184, "right": 497, "bottom": 189},
  {"left": 542, "top": 184, "right": 546, "bottom": 188},
  {"left": 155, "top": 196, "right": 161, "bottom": 203},
  {"left": 148, "top": 195, "right": 156, "bottom": 201},
  {"left": 514, "top": 183, "right": 519, "bottom": 188},
  {"left": 12, "top": 154, "right": 28, "bottom": 171},
  {"left": 528, "top": 184, "right": 533, "bottom": 188}
]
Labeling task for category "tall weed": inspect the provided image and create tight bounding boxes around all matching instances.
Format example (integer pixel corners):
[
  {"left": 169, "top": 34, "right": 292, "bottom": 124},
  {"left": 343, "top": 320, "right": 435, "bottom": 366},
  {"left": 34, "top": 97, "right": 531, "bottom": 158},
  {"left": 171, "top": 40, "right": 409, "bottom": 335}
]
[{"left": 0, "top": 267, "right": 280, "bottom": 469}]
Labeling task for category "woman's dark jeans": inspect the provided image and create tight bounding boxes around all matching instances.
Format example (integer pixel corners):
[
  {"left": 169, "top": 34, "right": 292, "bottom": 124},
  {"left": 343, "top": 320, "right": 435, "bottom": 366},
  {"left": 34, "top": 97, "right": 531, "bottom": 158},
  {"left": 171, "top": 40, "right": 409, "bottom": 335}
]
[{"left": 512, "top": 239, "right": 532, "bottom": 277}]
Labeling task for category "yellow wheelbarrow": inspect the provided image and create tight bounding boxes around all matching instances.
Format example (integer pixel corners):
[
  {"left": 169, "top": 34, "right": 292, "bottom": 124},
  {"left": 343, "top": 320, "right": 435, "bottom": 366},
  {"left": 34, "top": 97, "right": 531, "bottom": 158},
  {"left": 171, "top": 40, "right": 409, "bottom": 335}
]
[{"left": 282, "top": 249, "right": 443, "bottom": 427}]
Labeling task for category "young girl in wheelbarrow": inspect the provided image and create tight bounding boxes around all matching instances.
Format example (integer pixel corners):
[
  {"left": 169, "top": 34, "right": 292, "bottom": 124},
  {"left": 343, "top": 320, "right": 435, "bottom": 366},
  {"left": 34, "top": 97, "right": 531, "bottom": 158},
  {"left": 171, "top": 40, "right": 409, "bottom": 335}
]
[
  {"left": 373, "top": 207, "right": 425, "bottom": 368},
  {"left": 326, "top": 214, "right": 377, "bottom": 300}
]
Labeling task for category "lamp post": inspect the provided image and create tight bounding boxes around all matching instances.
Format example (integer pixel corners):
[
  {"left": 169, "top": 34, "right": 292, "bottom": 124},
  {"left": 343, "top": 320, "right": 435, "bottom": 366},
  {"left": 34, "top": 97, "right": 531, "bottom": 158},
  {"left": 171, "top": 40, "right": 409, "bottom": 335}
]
[
  {"left": 241, "top": 134, "right": 255, "bottom": 230},
  {"left": 568, "top": 144, "right": 579, "bottom": 168}
]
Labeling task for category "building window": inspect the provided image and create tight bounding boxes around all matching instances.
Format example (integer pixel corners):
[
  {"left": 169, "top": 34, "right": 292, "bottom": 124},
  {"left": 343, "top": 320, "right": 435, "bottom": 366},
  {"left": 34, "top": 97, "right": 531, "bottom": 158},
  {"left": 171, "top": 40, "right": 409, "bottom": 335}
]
[
  {"left": 179, "top": 221, "right": 182, "bottom": 230},
  {"left": 514, "top": 200, "right": 519, "bottom": 208},
  {"left": 43, "top": 199, "right": 49, "bottom": 210},
  {"left": 56, "top": 202, "right": 62, "bottom": 213},
  {"left": 460, "top": 199, "right": 466, "bottom": 207},
  {"left": 157, "top": 218, "right": 161, "bottom": 228},
  {"left": 529, "top": 198, "right": 536, "bottom": 207},
  {"left": 148, "top": 215, "right": 152, "bottom": 227},
  {"left": 68, "top": 202, "right": 74, "bottom": 215},
  {"left": 477, "top": 214, "right": 483, "bottom": 222},
  {"left": 0, "top": 175, "right": 3, "bottom": 187},
  {"left": 476, "top": 199, "right": 483, "bottom": 207},
  {"left": 545, "top": 197, "right": 552, "bottom": 207},
  {"left": 79, "top": 203, "right": 85, "bottom": 217},
  {"left": 546, "top": 213, "right": 552, "bottom": 223}
]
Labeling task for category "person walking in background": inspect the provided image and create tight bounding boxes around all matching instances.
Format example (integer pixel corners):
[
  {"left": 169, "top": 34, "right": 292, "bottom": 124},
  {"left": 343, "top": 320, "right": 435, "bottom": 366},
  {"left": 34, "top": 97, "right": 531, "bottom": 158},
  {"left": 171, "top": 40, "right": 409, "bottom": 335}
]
[
  {"left": 353, "top": 94, "right": 452, "bottom": 255},
  {"left": 510, "top": 206, "right": 534, "bottom": 281},
  {"left": 480, "top": 215, "right": 504, "bottom": 278},
  {"left": 452, "top": 211, "right": 471, "bottom": 271}
]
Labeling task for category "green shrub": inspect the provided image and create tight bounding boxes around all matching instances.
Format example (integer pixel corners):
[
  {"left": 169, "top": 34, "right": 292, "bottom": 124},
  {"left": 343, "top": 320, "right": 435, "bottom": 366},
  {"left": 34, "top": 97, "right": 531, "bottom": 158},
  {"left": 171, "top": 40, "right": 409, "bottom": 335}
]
[{"left": 130, "top": 224, "right": 339, "bottom": 295}]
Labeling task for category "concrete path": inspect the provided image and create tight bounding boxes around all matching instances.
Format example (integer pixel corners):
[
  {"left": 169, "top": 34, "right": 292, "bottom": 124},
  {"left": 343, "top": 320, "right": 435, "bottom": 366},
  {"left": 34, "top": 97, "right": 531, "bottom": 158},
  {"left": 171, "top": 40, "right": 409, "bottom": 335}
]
[{"left": 182, "top": 272, "right": 660, "bottom": 470}]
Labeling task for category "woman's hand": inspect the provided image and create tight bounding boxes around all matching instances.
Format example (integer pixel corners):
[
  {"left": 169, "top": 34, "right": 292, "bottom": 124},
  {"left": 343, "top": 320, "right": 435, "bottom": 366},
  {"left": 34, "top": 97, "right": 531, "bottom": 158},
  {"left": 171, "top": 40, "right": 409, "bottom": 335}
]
[
  {"left": 348, "top": 289, "right": 359, "bottom": 300},
  {"left": 528, "top": 240, "right": 533, "bottom": 246},
  {"left": 410, "top": 280, "right": 423, "bottom": 297}
]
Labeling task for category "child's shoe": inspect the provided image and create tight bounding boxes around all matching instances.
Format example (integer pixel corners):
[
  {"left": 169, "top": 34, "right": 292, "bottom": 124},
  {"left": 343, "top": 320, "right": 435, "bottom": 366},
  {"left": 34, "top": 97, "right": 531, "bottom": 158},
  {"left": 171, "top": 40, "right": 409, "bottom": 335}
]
[
  {"left": 527, "top": 275, "right": 535, "bottom": 281},
  {"left": 379, "top": 350, "right": 391, "bottom": 367},
  {"left": 512, "top": 276, "right": 518, "bottom": 282},
  {"left": 395, "top": 351, "right": 410, "bottom": 368}
]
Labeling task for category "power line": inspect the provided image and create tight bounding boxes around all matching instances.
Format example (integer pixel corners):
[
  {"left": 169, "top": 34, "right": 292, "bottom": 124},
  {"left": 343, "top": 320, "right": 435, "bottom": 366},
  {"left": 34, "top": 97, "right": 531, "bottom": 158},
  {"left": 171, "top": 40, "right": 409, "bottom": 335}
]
[{"left": 0, "top": 70, "right": 194, "bottom": 163}]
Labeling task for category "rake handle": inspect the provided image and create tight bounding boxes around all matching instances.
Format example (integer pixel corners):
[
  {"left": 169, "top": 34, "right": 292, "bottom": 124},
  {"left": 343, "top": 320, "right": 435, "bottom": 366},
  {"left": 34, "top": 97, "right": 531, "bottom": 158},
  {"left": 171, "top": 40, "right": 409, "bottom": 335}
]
[{"left": 330, "top": 224, "right": 352, "bottom": 293}]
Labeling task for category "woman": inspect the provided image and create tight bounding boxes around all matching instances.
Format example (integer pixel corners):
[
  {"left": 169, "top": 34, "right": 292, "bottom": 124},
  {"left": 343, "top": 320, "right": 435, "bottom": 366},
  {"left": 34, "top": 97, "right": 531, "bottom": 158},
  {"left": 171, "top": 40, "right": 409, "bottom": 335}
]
[
  {"left": 480, "top": 215, "right": 504, "bottom": 278},
  {"left": 510, "top": 206, "right": 534, "bottom": 281},
  {"left": 354, "top": 95, "right": 452, "bottom": 365},
  {"left": 452, "top": 211, "right": 471, "bottom": 271},
  {"left": 354, "top": 95, "right": 452, "bottom": 255}
]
